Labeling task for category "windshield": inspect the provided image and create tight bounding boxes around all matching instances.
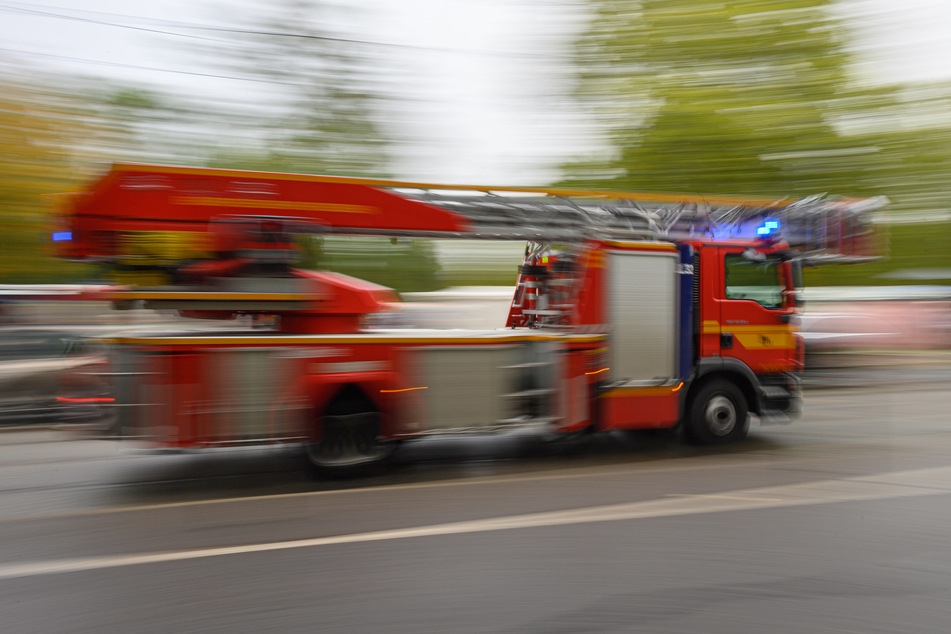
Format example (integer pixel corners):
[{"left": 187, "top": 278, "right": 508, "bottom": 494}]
[{"left": 724, "top": 253, "right": 783, "bottom": 309}]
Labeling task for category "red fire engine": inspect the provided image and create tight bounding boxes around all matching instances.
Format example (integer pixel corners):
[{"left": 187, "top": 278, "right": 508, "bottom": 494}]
[{"left": 55, "top": 163, "right": 884, "bottom": 475}]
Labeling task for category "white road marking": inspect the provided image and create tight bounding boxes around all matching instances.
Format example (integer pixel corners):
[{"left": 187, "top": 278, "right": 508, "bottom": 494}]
[
  {"left": 666, "top": 493, "right": 785, "bottom": 503},
  {"left": 1, "top": 465, "right": 951, "bottom": 581},
  {"left": 0, "top": 453, "right": 783, "bottom": 523}
]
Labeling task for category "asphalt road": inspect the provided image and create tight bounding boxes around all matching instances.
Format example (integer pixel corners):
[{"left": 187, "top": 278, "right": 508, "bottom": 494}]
[{"left": 1, "top": 378, "right": 951, "bottom": 633}]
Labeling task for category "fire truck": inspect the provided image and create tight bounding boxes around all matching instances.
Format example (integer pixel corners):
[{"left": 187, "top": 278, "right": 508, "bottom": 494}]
[{"left": 54, "top": 163, "right": 884, "bottom": 475}]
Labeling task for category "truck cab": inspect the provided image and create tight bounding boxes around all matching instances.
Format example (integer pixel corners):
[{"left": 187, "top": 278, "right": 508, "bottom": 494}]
[
  {"left": 691, "top": 240, "right": 803, "bottom": 433},
  {"left": 694, "top": 241, "right": 802, "bottom": 372}
]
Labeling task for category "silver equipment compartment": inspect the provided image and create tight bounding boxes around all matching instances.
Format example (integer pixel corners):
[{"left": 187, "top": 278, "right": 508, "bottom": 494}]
[
  {"left": 109, "top": 332, "right": 565, "bottom": 444},
  {"left": 607, "top": 248, "right": 680, "bottom": 385},
  {"left": 404, "top": 339, "right": 560, "bottom": 433}
]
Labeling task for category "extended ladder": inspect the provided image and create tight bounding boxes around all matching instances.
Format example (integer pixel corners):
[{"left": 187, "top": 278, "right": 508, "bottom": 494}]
[
  {"left": 398, "top": 188, "right": 885, "bottom": 263},
  {"left": 60, "top": 163, "right": 886, "bottom": 265}
]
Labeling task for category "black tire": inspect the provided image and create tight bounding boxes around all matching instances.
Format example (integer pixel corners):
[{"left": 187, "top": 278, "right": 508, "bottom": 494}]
[
  {"left": 304, "top": 391, "right": 396, "bottom": 478},
  {"left": 543, "top": 427, "right": 593, "bottom": 457},
  {"left": 684, "top": 379, "right": 749, "bottom": 445}
]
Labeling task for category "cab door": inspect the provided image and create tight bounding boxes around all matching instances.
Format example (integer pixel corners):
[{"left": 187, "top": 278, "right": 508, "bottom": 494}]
[{"left": 717, "top": 248, "right": 798, "bottom": 374}]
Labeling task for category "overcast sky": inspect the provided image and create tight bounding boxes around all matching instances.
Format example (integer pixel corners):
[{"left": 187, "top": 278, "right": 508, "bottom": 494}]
[{"left": 1, "top": 0, "right": 950, "bottom": 184}]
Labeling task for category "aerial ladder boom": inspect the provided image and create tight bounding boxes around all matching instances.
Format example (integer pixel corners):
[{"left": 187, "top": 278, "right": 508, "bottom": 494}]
[{"left": 57, "top": 163, "right": 885, "bottom": 269}]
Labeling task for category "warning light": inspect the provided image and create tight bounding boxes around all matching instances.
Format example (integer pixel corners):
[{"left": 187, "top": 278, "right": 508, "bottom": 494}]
[
  {"left": 756, "top": 220, "right": 780, "bottom": 236},
  {"left": 52, "top": 231, "right": 72, "bottom": 242}
]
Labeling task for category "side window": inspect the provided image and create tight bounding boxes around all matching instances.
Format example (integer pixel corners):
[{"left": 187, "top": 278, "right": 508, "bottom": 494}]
[{"left": 724, "top": 254, "right": 783, "bottom": 309}]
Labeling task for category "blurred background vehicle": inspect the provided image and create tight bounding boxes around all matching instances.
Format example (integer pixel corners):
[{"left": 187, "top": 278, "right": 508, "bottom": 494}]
[
  {"left": 0, "top": 328, "right": 106, "bottom": 425},
  {"left": 800, "top": 286, "right": 951, "bottom": 369}
]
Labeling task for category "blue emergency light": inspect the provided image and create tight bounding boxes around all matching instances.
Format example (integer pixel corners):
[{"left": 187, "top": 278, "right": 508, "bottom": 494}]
[
  {"left": 52, "top": 231, "right": 72, "bottom": 242},
  {"left": 756, "top": 220, "right": 780, "bottom": 236}
]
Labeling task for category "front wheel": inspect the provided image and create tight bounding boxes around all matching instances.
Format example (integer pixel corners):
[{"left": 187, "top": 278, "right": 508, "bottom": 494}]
[{"left": 684, "top": 380, "right": 749, "bottom": 445}]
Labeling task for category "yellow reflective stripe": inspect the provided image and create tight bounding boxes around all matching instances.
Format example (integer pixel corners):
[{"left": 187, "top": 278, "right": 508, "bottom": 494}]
[
  {"left": 701, "top": 322, "right": 800, "bottom": 339},
  {"left": 170, "top": 196, "right": 376, "bottom": 214},
  {"left": 727, "top": 325, "right": 798, "bottom": 334},
  {"left": 702, "top": 320, "right": 720, "bottom": 334},
  {"left": 107, "top": 333, "right": 608, "bottom": 346},
  {"left": 733, "top": 332, "right": 796, "bottom": 350},
  {"left": 114, "top": 163, "right": 794, "bottom": 207},
  {"left": 602, "top": 384, "right": 682, "bottom": 398},
  {"left": 106, "top": 292, "right": 315, "bottom": 301},
  {"left": 604, "top": 241, "right": 678, "bottom": 252},
  {"left": 580, "top": 251, "right": 605, "bottom": 268}
]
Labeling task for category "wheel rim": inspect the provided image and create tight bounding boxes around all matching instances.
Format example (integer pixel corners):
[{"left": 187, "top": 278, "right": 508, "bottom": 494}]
[
  {"left": 306, "top": 412, "right": 388, "bottom": 468},
  {"left": 704, "top": 395, "right": 737, "bottom": 436}
]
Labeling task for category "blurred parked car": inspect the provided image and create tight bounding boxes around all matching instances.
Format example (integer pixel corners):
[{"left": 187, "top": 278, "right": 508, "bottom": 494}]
[
  {"left": 799, "top": 311, "right": 897, "bottom": 352},
  {"left": 0, "top": 330, "right": 109, "bottom": 425}
]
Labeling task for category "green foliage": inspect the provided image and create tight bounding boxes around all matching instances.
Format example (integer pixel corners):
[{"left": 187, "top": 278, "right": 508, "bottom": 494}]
[
  {"left": 105, "top": 88, "right": 163, "bottom": 114},
  {"left": 300, "top": 236, "right": 443, "bottom": 293},
  {"left": 440, "top": 269, "right": 520, "bottom": 288},
  {"left": 563, "top": 0, "right": 872, "bottom": 196},
  {"left": 560, "top": 0, "right": 951, "bottom": 287},
  {"left": 0, "top": 0, "right": 403, "bottom": 286},
  {"left": 200, "top": 0, "right": 392, "bottom": 178},
  {"left": 805, "top": 221, "right": 951, "bottom": 286},
  {"left": 0, "top": 73, "right": 96, "bottom": 283}
]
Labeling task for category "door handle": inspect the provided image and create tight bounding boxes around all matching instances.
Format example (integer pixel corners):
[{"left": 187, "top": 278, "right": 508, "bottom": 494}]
[{"left": 720, "top": 332, "right": 734, "bottom": 349}]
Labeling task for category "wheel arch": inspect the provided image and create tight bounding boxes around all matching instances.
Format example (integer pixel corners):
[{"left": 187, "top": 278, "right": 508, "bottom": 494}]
[
  {"left": 686, "top": 358, "right": 761, "bottom": 415},
  {"left": 321, "top": 382, "right": 379, "bottom": 418},
  {"left": 303, "top": 377, "right": 399, "bottom": 478},
  {"left": 283, "top": 371, "right": 400, "bottom": 439}
]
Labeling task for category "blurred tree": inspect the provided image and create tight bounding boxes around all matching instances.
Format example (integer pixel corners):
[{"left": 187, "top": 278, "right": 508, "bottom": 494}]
[
  {"left": 0, "top": 72, "right": 97, "bottom": 283},
  {"left": 560, "top": 0, "right": 951, "bottom": 286},
  {"left": 82, "top": 86, "right": 179, "bottom": 164},
  {"left": 561, "top": 0, "right": 892, "bottom": 197},
  {"left": 201, "top": 0, "right": 392, "bottom": 177},
  {"left": 96, "top": 87, "right": 175, "bottom": 161},
  {"left": 0, "top": 72, "right": 205, "bottom": 283},
  {"left": 301, "top": 236, "right": 443, "bottom": 293},
  {"left": 191, "top": 0, "right": 438, "bottom": 284}
]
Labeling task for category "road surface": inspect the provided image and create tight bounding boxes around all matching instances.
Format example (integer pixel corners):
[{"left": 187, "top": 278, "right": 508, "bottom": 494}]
[{"left": 1, "top": 378, "right": 950, "bottom": 632}]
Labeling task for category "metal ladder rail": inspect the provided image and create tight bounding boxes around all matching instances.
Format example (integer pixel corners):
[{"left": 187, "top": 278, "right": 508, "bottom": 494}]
[
  {"left": 404, "top": 190, "right": 800, "bottom": 241},
  {"left": 215, "top": 192, "right": 883, "bottom": 262},
  {"left": 404, "top": 188, "right": 884, "bottom": 250}
]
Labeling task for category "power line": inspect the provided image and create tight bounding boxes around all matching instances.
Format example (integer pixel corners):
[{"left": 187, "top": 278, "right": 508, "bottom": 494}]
[
  {"left": 0, "top": 46, "right": 299, "bottom": 86},
  {"left": 0, "top": 1, "right": 565, "bottom": 60},
  {"left": 0, "top": 2, "right": 233, "bottom": 45}
]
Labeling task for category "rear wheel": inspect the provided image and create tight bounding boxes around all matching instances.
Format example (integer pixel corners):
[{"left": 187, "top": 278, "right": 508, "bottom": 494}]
[
  {"left": 685, "top": 380, "right": 749, "bottom": 444},
  {"left": 305, "top": 390, "right": 396, "bottom": 478}
]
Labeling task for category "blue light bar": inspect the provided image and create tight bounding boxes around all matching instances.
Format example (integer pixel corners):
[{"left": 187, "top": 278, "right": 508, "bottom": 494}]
[
  {"left": 755, "top": 220, "right": 780, "bottom": 236},
  {"left": 52, "top": 231, "right": 72, "bottom": 242}
]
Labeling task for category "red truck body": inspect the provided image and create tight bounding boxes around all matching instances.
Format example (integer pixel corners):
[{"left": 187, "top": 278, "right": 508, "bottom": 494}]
[{"left": 55, "top": 163, "right": 881, "bottom": 475}]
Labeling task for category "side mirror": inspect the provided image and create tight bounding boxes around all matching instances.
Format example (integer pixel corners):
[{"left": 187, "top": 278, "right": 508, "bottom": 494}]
[{"left": 783, "top": 290, "right": 804, "bottom": 308}]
